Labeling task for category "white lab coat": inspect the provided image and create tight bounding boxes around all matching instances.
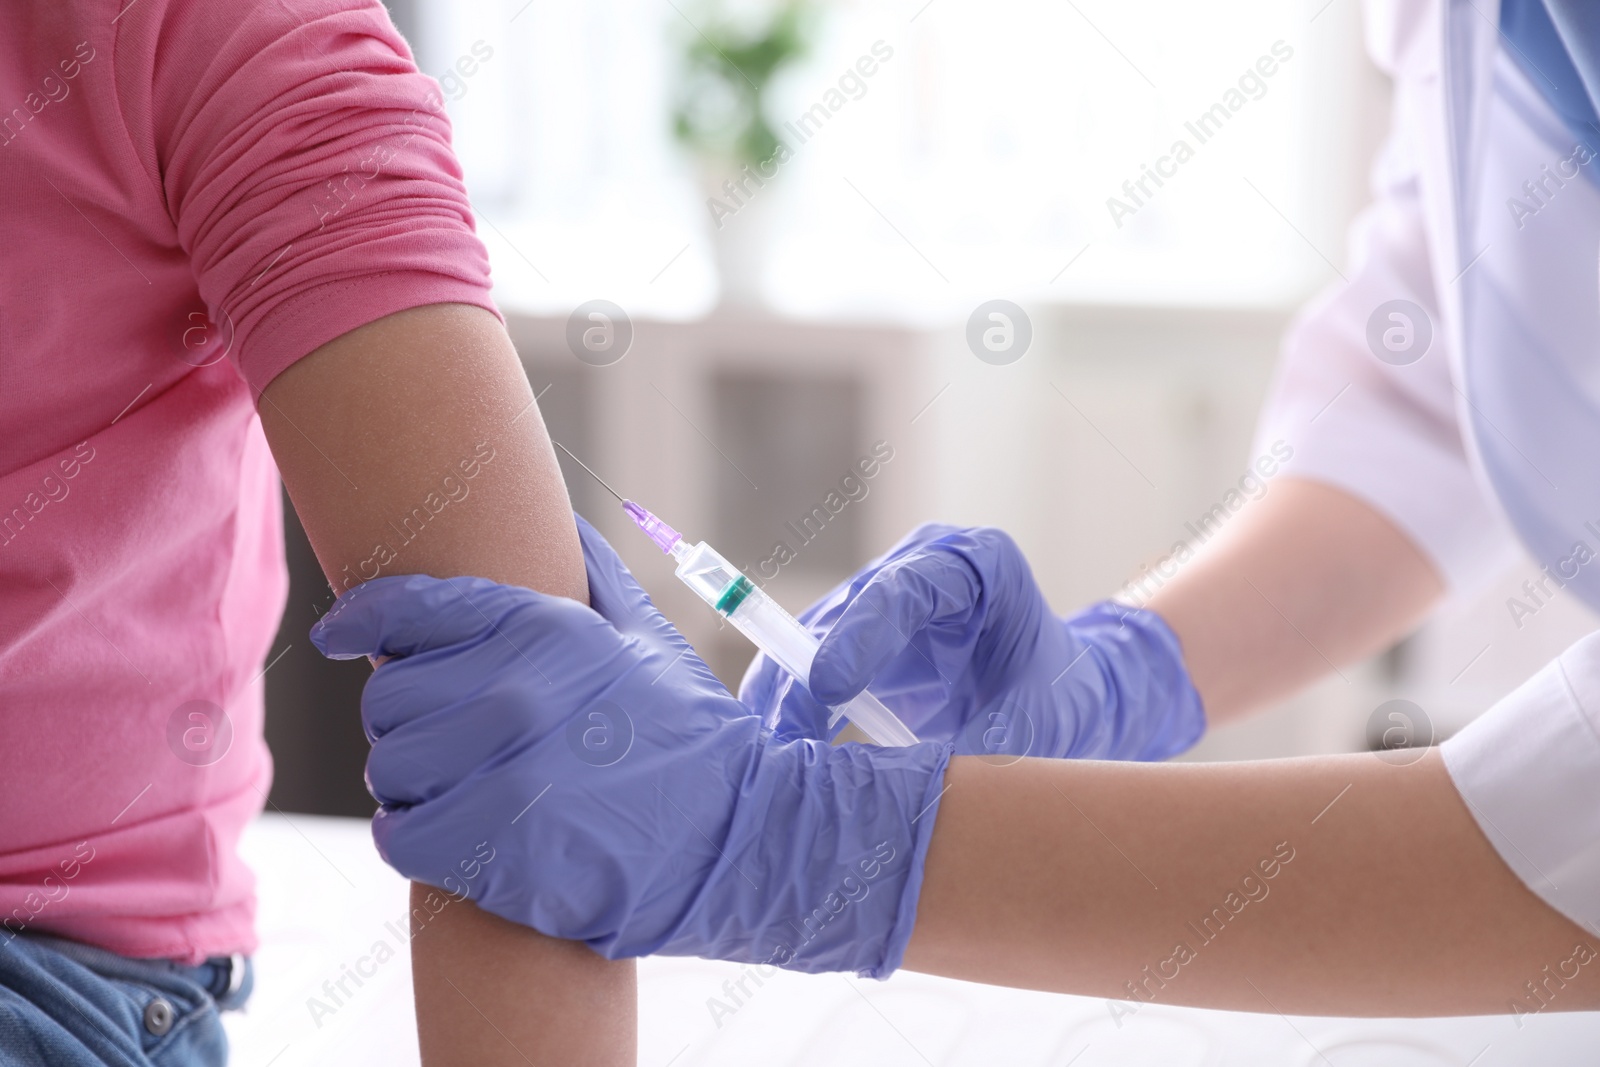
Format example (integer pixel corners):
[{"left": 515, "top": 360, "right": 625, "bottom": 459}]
[{"left": 1256, "top": 0, "right": 1600, "bottom": 932}]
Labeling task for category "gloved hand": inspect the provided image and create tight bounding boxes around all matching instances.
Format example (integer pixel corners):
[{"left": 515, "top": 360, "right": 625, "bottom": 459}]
[
  {"left": 740, "top": 523, "right": 1204, "bottom": 762},
  {"left": 309, "top": 515, "right": 952, "bottom": 977}
]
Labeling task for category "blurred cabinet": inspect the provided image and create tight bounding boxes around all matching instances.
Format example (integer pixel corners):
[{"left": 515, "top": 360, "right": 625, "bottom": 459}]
[{"left": 263, "top": 495, "right": 375, "bottom": 818}]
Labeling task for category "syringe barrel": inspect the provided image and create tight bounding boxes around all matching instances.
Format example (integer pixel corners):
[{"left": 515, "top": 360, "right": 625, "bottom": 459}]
[
  {"left": 672, "top": 541, "right": 919, "bottom": 747},
  {"left": 821, "top": 685, "right": 922, "bottom": 748}
]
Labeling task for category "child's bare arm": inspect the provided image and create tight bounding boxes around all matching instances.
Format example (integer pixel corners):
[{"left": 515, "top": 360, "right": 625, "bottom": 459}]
[{"left": 258, "top": 302, "right": 634, "bottom": 1065}]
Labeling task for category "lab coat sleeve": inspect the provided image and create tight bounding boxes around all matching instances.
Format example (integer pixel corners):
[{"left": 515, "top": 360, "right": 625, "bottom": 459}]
[
  {"left": 1251, "top": 127, "right": 1519, "bottom": 599},
  {"left": 1441, "top": 629, "right": 1600, "bottom": 933}
]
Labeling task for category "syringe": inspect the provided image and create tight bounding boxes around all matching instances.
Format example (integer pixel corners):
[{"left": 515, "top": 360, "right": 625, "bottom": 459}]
[
  {"left": 621, "top": 499, "right": 920, "bottom": 747},
  {"left": 552, "top": 442, "right": 918, "bottom": 747}
]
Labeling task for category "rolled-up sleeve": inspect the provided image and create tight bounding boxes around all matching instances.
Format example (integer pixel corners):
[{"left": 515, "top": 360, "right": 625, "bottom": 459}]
[
  {"left": 146, "top": 0, "right": 502, "bottom": 397},
  {"left": 1442, "top": 630, "right": 1600, "bottom": 933},
  {"left": 1252, "top": 121, "right": 1518, "bottom": 599}
]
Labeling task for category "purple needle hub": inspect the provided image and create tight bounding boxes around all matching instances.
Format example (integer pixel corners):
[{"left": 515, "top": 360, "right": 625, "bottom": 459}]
[{"left": 623, "top": 500, "right": 683, "bottom": 555}]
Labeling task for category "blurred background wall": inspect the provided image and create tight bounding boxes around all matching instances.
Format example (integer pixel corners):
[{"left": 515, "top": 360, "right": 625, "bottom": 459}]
[{"left": 264, "top": 0, "right": 1600, "bottom": 815}]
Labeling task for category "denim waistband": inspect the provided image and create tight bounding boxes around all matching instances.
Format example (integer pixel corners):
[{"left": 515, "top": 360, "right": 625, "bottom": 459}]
[{"left": 13, "top": 931, "right": 254, "bottom": 1011}]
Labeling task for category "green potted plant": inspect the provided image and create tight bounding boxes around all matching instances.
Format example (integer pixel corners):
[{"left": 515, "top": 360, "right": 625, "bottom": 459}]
[{"left": 670, "top": 0, "right": 816, "bottom": 305}]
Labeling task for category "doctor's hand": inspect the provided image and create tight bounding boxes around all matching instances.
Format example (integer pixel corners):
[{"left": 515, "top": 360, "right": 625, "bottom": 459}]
[
  {"left": 740, "top": 523, "right": 1205, "bottom": 761},
  {"left": 309, "top": 515, "right": 951, "bottom": 977}
]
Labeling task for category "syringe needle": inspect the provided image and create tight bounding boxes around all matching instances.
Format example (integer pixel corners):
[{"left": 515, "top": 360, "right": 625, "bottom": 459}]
[{"left": 553, "top": 442, "right": 625, "bottom": 502}]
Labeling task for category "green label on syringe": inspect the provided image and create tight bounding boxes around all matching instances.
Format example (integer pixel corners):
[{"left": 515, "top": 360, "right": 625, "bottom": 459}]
[{"left": 713, "top": 575, "right": 756, "bottom": 617}]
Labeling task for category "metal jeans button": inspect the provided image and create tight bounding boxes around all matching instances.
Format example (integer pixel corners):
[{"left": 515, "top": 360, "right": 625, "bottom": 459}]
[{"left": 143, "top": 996, "right": 174, "bottom": 1036}]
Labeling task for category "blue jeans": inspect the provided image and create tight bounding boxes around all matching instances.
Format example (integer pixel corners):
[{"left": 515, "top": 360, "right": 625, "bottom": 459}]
[{"left": 0, "top": 932, "right": 253, "bottom": 1066}]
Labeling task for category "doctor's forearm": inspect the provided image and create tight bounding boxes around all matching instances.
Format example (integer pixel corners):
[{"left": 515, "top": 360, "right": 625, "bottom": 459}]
[
  {"left": 259, "top": 303, "right": 634, "bottom": 1065},
  {"left": 902, "top": 751, "right": 1600, "bottom": 1016},
  {"left": 1144, "top": 477, "right": 1444, "bottom": 724}
]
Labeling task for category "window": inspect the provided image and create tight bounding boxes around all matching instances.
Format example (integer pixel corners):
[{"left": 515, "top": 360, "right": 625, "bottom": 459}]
[{"left": 411, "top": 0, "right": 1333, "bottom": 321}]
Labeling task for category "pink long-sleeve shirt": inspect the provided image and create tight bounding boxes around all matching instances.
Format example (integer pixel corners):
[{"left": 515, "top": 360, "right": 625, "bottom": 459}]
[{"left": 0, "top": 0, "right": 500, "bottom": 962}]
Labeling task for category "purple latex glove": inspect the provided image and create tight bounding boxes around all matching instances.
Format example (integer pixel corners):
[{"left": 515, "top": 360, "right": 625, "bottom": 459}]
[
  {"left": 740, "top": 523, "right": 1205, "bottom": 761},
  {"left": 309, "top": 515, "right": 952, "bottom": 977}
]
